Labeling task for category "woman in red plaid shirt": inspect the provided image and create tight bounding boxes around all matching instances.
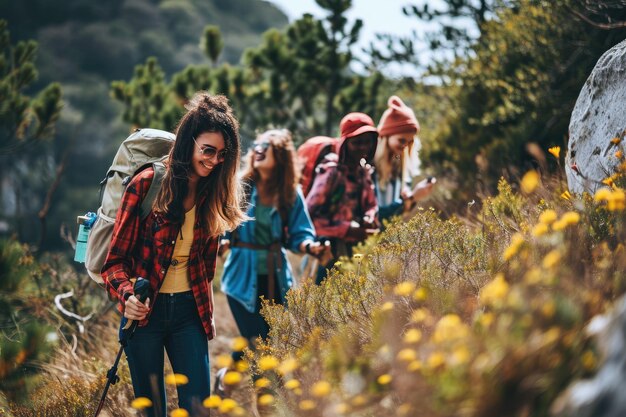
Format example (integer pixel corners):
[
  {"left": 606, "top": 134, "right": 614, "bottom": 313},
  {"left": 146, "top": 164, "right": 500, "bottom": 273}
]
[{"left": 101, "top": 93, "right": 247, "bottom": 416}]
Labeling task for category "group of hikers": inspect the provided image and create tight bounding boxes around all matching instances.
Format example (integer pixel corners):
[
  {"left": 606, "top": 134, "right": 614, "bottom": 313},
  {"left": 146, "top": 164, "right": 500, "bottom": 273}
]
[{"left": 101, "top": 91, "right": 435, "bottom": 416}]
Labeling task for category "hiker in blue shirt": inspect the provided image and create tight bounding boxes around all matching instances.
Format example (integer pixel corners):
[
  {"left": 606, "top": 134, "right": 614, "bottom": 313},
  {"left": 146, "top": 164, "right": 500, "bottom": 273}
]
[{"left": 215, "top": 129, "right": 324, "bottom": 396}]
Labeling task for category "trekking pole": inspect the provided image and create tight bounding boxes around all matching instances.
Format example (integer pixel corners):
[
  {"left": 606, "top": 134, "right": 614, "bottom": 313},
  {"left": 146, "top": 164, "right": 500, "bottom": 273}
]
[{"left": 93, "top": 278, "right": 152, "bottom": 417}]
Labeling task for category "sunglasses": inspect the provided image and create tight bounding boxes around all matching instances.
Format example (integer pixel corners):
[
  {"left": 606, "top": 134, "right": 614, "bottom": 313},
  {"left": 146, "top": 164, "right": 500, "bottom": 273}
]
[
  {"left": 193, "top": 137, "right": 228, "bottom": 162},
  {"left": 253, "top": 141, "right": 272, "bottom": 152}
]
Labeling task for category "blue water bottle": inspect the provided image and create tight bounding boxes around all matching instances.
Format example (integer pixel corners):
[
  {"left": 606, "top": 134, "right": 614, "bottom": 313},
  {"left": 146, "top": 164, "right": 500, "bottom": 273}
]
[{"left": 74, "top": 212, "right": 96, "bottom": 263}]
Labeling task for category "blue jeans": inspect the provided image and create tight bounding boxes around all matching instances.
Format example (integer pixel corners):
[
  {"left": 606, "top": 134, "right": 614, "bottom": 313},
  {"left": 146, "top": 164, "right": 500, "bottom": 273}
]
[
  {"left": 227, "top": 274, "right": 281, "bottom": 363},
  {"left": 121, "top": 291, "right": 210, "bottom": 417}
]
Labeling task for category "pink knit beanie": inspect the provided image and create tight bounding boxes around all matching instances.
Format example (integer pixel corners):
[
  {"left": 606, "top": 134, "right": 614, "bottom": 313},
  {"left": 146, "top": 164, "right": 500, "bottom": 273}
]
[{"left": 377, "top": 96, "right": 420, "bottom": 137}]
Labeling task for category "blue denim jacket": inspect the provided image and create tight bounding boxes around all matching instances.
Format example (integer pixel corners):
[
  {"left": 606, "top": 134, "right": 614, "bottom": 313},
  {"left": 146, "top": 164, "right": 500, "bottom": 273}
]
[{"left": 220, "top": 185, "right": 316, "bottom": 313}]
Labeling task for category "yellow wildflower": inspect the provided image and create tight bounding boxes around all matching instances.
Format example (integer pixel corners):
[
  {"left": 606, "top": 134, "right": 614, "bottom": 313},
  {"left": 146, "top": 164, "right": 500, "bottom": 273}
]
[
  {"left": 611, "top": 137, "right": 621, "bottom": 145},
  {"left": 542, "top": 327, "right": 561, "bottom": 346},
  {"left": 541, "top": 300, "right": 556, "bottom": 318},
  {"left": 524, "top": 268, "right": 542, "bottom": 285},
  {"left": 608, "top": 188, "right": 626, "bottom": 211},
  {"left": 539, "top": 209, "right": 558, "bottom": 224},
  {"left": 410, "top": 308, "right": 429, "bottom": 323},
  {"left": 451, "top": 345, "right": 471, "bottom": 365},
  {"left": 218, "top": 398, "right": 238, "bottom": 413},
  {"left": 351, "top": 394, "right": 367, "bottom": 406},
  {"left": 521, "top": 170, "right": 541, "bottom": 194},
  {"left": 235, "top": 360, "right": 249, "bottom": 372},
  {"left": 602, "top": 177, "right": 615, "bottom": 187},
  {"left": 165, "top": 374, "right": 188, "bottom": 386},
  {"left": 595, "top": 188, "right": 612, "bottom": 202},
  {"left": 433, "top": 314, "right": 469, "bottom": 342},
  {"left": 231, "top": 337, "right": 248, "bottom": 351},
  {"left": 561, "top": 190, "right": 572, "bottom": 201},
  {"left": 171, "top": 409, "right": 189, "bottom": 417},
  {"left": 480, "top": 274, "right": 509, "bottom": 307},
  {"left": 380, "top": 301, "right": 394, "bottom": 312},
  {"left": 532, "top": 223, "right": 549, "bottom": 237},
  {"left": 503, "top": 233, "right": 524, "bottom": 261},
  {"left": 223, "top": 371, "right": 242, "bottom": 385},
  {"left": 478, "top": 312, "right": 494, "bottom": 327},
  {"left": 254, "top": 377, "right": 271, "bottom": 388},
  {"left": 548, "top": 146, "right": 560, "bottom": 158},
  {"left": 552, "top": 219, "right": 567, "bottom": 231},
  {"left": 284, "top": 379, "right": 301, "bottom": 390},
  {"left": 258, "top": 394, "right": 275, "bottom": 406},
  {"left": 311, "top": 381, "right": 331, "bottom": 397},
  {"left": 581, "top": 350, "right": 597, "bottom": 370},
  {"left": 394, "top": 281, "right": 416, "bottom": 296},
  {"left": 278, "top": 357, "right": 298, "bottom": 375},
  {"left": 215, "top": 354, "right": 233, "bottom": 369},
  {"left": 232, "top": 407, "right": 246, "bottom": 416},
  {"left": 258, "top": 355, "right": 279, "bottom": 371},
  {"left": 427, "top": 352, "right": 446, "bottom": 368},
  {"left": 561, "top": 211, "right": 580, "bottom": 225},
  {"left": 377, "top": 374, "right": 392, "bottom": 385},
  {"left": 542, "top": 250, "right": 561, "bottom": 269},
  {"left": 403, "top": 329, "right": 422, "bottom": 344},
  {"left": 616, "top": 150, "right": 624, "bottom": 159},
  {"left": 203, "top": 395, "right": 222, "bottom": 408},
  {"left": 299, "top": 400, "right": 316, "bottom": 410},
  {"left": 413, "top": 287, "right": 428, "bottom": 301},
  {"left": 131, "top": 397, "right": 153, "bottom": 410},
  {"left": 397, "top": 348, "right": 418, "bottom": 362},
  {"left": 408, "top": 360, "right": 422, "bottom": 372}
]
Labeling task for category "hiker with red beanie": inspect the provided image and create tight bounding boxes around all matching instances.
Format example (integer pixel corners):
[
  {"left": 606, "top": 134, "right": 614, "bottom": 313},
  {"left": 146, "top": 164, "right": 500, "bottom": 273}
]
[
  {"left": 305, "top": 112, "right": 379, "bottom": 283},
  {"left": 374, "top": 95, "right": 435, "bottom": 223}
]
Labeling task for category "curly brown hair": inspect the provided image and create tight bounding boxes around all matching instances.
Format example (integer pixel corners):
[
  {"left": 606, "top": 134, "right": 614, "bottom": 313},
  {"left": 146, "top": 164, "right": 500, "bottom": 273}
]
[{"left": 241, "top": 129, "right": 300, "bottom": 221}]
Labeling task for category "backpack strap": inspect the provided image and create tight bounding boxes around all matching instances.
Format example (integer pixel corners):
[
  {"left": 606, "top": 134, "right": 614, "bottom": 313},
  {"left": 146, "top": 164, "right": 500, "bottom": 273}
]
[{"left": 139, "top": 162, "right": 166, "bottom": 220}]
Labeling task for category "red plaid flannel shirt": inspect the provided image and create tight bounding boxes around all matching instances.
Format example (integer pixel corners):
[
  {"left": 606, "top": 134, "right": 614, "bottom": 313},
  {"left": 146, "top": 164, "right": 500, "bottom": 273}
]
[{"left": 101, "top": 168, "right": 219, "bottom": 339}]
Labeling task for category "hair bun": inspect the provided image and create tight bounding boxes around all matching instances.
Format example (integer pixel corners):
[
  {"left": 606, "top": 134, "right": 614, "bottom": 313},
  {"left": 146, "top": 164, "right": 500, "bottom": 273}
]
[{"left": 187, "top": 92, "right": 231, "bottom": 114}]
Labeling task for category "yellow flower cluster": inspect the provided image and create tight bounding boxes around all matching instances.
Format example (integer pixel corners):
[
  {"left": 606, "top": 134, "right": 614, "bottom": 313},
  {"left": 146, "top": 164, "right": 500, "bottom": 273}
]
[
  {"left": 532, "top": 209, "right": 580, "bottom": 236},
  {"left": 595, "top": 187, "right": 626, "bottom": 211},
  {"left": 480, "top": 274, "right": 509, "bottom": 307},
  {"left": 521, "top": 170, "right": 541, "bottom": 194},
  {"left": 503, "top": 233, "right": 524, "bottom": 260}
]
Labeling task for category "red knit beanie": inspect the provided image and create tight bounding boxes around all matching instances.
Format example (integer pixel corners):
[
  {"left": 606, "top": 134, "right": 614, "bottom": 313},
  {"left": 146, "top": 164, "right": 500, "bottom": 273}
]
[{"left": 377, "top": 96, "right": 420, "bottom": 137}]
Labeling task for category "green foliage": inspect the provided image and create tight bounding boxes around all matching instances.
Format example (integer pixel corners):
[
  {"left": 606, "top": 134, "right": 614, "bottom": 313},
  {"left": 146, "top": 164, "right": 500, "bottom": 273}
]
[
  {"left": 111, "top": 1, "right": 387, "bottom": 144},
  {"left": 249, "top": 171, "right": 626, "bottom": 417},
  {"left": 0, "top": 20, "right": 62, "bottom": 152},
  {"left": 0, "top": 239, "right": 53, "bottom": 401},
  {"left": 201, "top": 25, "right": 224, "bottom": 66},
  {"left": 111, "top": 57, "right": 182, "bottom": 131}
]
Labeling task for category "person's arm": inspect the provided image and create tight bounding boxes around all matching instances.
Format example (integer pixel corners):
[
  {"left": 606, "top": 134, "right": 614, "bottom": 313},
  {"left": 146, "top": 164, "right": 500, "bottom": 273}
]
[
  {"left": 287, "top": 188, "right": 324, "bottom": 256},
  {"left": 101, "top": 171, "right": 151, "bottom": 306}
]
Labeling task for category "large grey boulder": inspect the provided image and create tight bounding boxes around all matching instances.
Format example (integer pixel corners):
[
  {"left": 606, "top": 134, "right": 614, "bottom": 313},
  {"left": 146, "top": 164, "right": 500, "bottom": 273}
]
[
  {"left": 552, "top": 296, "right": 626, "bottom": 417},
  {"left": 566, "top": 40, "right": 626, "bottom": 195}
]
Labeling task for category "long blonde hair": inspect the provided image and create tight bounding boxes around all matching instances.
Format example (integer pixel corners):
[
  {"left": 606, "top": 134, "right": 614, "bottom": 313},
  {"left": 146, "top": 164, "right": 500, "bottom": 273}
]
[
  {"left": 241, "top": 129, "right": 299, "bottom": 222},
  {"left": 153, "top": 92, "right": 248, "bottom": 236},
  {"left": 374, "top": 135, "right": 422, "bottom": 190}
]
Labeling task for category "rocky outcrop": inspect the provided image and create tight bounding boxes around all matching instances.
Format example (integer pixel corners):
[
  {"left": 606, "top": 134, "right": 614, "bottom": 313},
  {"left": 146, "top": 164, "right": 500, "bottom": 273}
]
[
  {"left": 566, "top": 40, "right": 626, "bottom": 195},
  {"left": 552, "top": 296, "right": 626, "bottom": 417}
]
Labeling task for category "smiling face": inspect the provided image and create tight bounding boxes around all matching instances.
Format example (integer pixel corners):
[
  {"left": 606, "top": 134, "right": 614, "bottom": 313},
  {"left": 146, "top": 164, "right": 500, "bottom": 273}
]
[
  {"left": 344, "top": 132, "right": 377, "bottom": 167},
  {"left": 191, "top": 131, "right": 226, "bottom": 180},
  {"left": 387, "top": 132, "right": 415, "bottom": 156},
  {"left": 252, "top": 133, "right": 276, "bottom": 173}
]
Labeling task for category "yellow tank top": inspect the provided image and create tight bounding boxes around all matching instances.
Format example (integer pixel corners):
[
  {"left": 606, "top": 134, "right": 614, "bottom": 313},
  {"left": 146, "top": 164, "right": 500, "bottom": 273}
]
[{"left": 160, "top": 205, "right": 195, "bottom": 293}]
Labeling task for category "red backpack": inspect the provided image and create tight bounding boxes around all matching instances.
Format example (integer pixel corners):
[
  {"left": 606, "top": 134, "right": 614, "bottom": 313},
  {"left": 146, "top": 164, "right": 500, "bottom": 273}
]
[{"left": 296, "top": 136, "right": 337, "bottom": 197}]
